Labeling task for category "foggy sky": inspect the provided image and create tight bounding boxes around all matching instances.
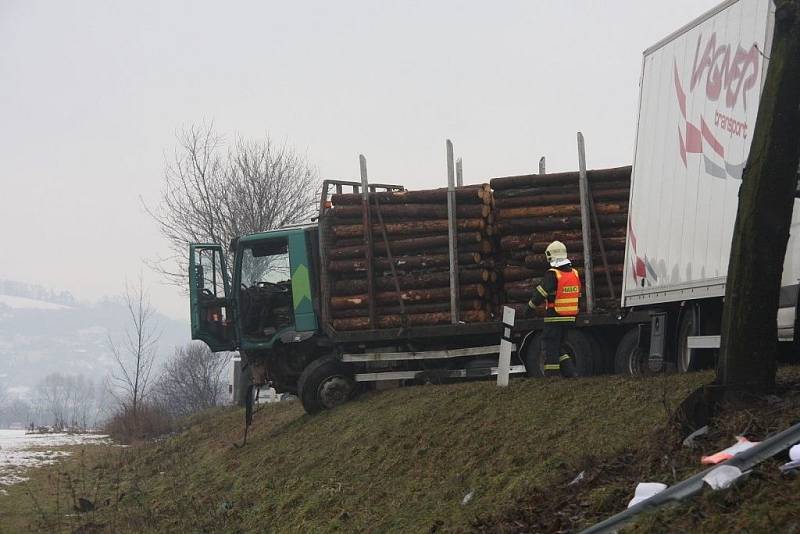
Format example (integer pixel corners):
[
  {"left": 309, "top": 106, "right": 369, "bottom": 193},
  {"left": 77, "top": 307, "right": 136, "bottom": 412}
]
[{"left": 0, "top": 0, "right": 720, "bottom": 320}]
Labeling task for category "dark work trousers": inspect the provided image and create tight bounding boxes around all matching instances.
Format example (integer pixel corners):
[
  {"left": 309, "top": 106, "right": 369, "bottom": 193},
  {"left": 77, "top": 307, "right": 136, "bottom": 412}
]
[{"left": 541, "top": 322, "right": 578, "bottom": 378}]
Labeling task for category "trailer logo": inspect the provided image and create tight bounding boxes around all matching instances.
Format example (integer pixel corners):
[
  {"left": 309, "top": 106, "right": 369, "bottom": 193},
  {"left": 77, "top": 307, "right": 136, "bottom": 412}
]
[{"left": 674, "top": 32, "right": 761, "bottom": 180}]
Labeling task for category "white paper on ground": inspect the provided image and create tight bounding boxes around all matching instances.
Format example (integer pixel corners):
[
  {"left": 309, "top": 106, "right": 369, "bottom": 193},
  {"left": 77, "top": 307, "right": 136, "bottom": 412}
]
[
  {"left": 703, "top": 465, "right": 749, "bottom": 490},
  {"left": 789, "top": 444, "right": 800, "bottom": 462},
  {"left": 627, "top": 482, "right": 668, "bottom": 508}
]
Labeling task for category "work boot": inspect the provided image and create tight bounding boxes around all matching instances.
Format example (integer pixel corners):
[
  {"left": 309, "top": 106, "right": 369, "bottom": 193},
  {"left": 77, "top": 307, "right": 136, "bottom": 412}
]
[{"left": 559, "top": 354, "right": 578, "bottom": 378}]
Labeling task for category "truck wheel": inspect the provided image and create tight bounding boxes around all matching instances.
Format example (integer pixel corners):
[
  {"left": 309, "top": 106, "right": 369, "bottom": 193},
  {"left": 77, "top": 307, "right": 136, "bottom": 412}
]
[
  {"left": 297, "top": 356, "right": 356, "bottom": 414},
  {"left": 522, "top": 329, "right": 595, "bottom": 377},
  {"left": 614, "top": 328, "right": 648, "bottom": 376}
]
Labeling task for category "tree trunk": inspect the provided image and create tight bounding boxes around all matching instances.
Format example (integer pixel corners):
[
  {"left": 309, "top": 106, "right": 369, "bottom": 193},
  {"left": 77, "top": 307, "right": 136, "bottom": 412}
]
[
  {"left": 490, "top": 166, "right": 631, "bottom": 190},
  {"left": 329, "top": 203, "right": 490, "bottom": 220},
  {"left": 330, "top": 184, "right": 490, "bottom": 205},
  {"left": 327, "top": 252, "right": 481, "bottom": 273},
  {"left": 717, "top": 1, "right": 800, "bottom": 391},
  {"left": 330, "top": 268, "right": 490, "bottom": 295}
]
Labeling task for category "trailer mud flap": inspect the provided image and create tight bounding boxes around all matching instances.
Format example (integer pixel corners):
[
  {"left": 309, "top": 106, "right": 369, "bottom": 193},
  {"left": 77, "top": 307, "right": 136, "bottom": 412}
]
[{"left": 648, "top": 312, "right": 667, "bottom": 372}]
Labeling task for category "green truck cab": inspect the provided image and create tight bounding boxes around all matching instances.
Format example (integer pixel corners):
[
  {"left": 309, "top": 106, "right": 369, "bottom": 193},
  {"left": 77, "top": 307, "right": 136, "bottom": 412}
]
[{"left": 189, "top": 224, "right": 327, "bottom": 398}]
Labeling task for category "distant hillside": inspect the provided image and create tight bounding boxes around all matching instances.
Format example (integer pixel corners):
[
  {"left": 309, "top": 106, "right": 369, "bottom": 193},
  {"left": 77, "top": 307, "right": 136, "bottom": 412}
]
[{"left": 0, "top": 280, "right": 189, "bottom": 396}]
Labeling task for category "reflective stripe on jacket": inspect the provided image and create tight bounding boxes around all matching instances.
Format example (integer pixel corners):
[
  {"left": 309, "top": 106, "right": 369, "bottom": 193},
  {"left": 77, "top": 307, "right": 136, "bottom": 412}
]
[{"left": 547, "top": 268, "right": 581, "bottom": 316}]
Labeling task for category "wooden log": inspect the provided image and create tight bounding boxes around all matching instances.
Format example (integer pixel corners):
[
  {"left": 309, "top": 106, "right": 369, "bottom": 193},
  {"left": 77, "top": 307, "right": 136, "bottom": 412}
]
[
  {"left": 328, "top": 233, "right": 484, "bottom": 259},
  {"left": 496, "top": 214, "right": 628, "bottom": 234},
  {"left": 328, "top": 252, "right": 481, "bottom": 273},
  {"left": 529, "top": 237, "right": 627, "bottom": 254},
  {"left": 490, "top": 166, "right": 631, "bottom": 190},
  {"left": 496, "top": 202, "right": 628, "bottom": 220},
  {"left": 329, "top": 203, "right": 490, "bottom": 221},
  {"left": 492, "top": 180, "right": 630, "bottom": 200},
  {"left": 330, "top": 268, "right": 491, "bottom": 295},
  {"left": 331, "top": 300, "right": 485, "bottom": 319},
  {"left": 332, "top": 309, "right": 488, "bottom": 330},
  {"left": 523, "top": 251, "right": 626, "bottom": 270},
  {"left": 501, "top": 230, "right": 627, "bottom": 252},
  {"left": 527, "top": 226, "right": 628, "bottom": 246},
  {"left": 331, "top": 218, "right": 486, "bottom": 239},
  {"left": 328, "top": 232, "right": 491, "bottom": 260},
  {"left": 330, "top": 284, "right": 487, "bottom": 310},
  {"left": 494, "top": 187, "right": 630, "bottom": 207},
  {"left": 503, "top": 266, "right": 539, "bottom": 282},
  {"left": 331, "top": 184, "right": 491, "bottom": 206},
  {"left": 524, "top": 257, "right": 624, "bottom": 275},
  {"left": 504, "top": 285, "right": 621, "bottom": 302}
]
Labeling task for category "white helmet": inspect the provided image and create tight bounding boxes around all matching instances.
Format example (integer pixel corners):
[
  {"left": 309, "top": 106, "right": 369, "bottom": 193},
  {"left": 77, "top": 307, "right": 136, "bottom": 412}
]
[{"left": 545, "top": 241, "right": 570, "bottom": 267}]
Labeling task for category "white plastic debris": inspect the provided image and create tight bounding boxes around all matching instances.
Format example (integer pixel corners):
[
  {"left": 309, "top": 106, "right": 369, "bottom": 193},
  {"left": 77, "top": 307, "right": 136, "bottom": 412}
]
[
  {"left": 568, "top": 471, "right": 586, "bottom": 486},
  {"left": 627, "top": 482, "right": 668, "bottom": 508},
  {"left": 778, "top": 443, "right": 800, "bottom": 473},
  {"left": 461, "top": 491, "right": 474, "bottom": 505},
  {"left": 682, "top": 425, "right": 709, "bottom": 447},
  {"left": 701, "top": 436, "right": 758, "bottom": 465},
  {"left": 703, "top": 465, "right": 748, "bottom": 490}
]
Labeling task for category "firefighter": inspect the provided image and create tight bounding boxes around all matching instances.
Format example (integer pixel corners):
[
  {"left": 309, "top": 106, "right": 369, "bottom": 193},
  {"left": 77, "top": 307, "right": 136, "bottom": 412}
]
[{"left": 523, "top": 240, "right": 580, "bottom": 378}]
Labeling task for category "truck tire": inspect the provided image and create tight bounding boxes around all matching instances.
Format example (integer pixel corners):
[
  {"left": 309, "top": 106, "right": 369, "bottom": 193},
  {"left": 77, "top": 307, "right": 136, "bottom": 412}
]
[
  {"left": 614, "top": 327, "right": 648, "bottom": 376},
  {"left": 522, "top": 329, "right": 595, "bottom": 377},
  {"left": 297, "top": 356, "right": 356, "bottom": 414}
]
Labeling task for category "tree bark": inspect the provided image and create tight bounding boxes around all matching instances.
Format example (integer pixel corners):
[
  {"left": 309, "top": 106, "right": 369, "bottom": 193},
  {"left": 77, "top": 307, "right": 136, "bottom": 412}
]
[
  {"left": 490, "top": 166, "right": 631, "bottom": 190},
  {"left": 327, "top": 252, "right": 481, "bottom": 273},
  {"left": 717, "top": 1, "right": 800, "bottom": 391},
  {"left": 329, "top": 283, "right": 487, "bottom": 310},
  {"left": 330, "top": 268, "right": 491, "bottom": 295},
  {"left": 496, "top": 213, "right": 627, "bottom": 233},
  {"left": 331, "top": 218, "right": 485, "bottom": 239},
  {"left": 330, "top": 184, "right": 490, "bottom": 205},
  {"left": 329, "top": 203, "right": 490, "bottom": 221},
  {"left": 496, "top": 202, "right": 628, "bottom": 220},
  {"left": 332, "top": 310, "right": 488, "bottom": 330},
  {"left": 331, "top": 300, "right": 485, "bottom": 318},
  {"left": 494, "top": 187, "right": 630, "bottom": 208}
]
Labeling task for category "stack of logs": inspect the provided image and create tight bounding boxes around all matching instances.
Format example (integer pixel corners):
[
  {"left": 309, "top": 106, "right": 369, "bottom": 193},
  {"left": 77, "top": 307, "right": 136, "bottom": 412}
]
[
  {"left": 490, "top": 166, "right": 632, "bottom": 315},
  {"left": 323, "top": 185, "right": 496, "bottom": 330}
]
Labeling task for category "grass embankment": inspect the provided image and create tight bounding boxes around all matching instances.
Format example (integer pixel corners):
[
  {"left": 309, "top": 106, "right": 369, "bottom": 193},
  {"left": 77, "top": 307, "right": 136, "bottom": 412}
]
[{"left": 1, "top": 368, "right": 799, "bottom": 532}]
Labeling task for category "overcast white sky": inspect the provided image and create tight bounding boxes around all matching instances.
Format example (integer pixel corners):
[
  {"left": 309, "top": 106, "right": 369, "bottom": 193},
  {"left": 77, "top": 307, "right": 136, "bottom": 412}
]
[{"left": 0, "top": 0, "right": 721, "bottom": 320}]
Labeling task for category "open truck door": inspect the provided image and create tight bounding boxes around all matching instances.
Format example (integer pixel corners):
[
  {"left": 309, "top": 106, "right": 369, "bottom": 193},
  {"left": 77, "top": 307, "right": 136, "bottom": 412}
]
[{"left": 189, "top": 244, "right": 236, "bottom": 352}]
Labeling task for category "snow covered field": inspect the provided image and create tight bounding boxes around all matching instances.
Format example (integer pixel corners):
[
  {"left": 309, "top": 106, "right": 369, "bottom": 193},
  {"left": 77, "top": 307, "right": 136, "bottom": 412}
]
[{"left": 0, "top": 430, "right": 110, "bottom": 493}]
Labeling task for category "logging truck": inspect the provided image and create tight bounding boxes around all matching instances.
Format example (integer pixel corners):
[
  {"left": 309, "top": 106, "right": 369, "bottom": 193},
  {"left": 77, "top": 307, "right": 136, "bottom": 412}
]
[{"left": 188, "top": 0, "right": 797, "bottom": 414}]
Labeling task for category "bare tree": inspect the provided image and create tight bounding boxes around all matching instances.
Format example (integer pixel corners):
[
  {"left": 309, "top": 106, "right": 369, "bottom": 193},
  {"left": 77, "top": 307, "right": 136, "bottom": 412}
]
[
  {"left": 152, "top": 342, "right": 230, "bottom": 418},
  {"left": 107, "top": 278, "right": 160, "bottom": 420},
  {"left": 145, "top": 123, "right": 320, "bottom": 287},
  {"left": 40, "top": 373, "right": 68, "bottom": 429}
]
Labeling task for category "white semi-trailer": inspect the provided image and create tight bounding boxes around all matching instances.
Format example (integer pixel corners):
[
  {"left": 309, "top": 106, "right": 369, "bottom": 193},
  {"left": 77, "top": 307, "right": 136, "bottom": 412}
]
[{"left": 618, "top": 0, "right": 797, "bottom": 373}]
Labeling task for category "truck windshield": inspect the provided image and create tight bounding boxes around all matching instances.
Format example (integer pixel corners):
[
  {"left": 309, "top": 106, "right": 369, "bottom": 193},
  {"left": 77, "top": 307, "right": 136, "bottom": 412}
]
[{"left": 239, "top": 240, "right": 293, "bottom": 338}]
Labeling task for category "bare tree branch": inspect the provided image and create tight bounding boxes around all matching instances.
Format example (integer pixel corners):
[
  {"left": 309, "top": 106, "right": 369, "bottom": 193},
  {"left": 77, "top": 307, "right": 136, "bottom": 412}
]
[{"left": 143, "top": 123, "right": 320, "bottom": 288}]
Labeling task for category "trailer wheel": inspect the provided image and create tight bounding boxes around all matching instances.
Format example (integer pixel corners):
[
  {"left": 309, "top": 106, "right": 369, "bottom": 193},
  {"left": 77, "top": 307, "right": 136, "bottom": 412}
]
[
  {"left": 297, "top": 356, "right": 356, "bottom": 414},
  {"left": 614, "top": 328, "right": 649, "bottom": 376},
  {"left": 522, "top": 329, "right": 596, "bottom": 377}
]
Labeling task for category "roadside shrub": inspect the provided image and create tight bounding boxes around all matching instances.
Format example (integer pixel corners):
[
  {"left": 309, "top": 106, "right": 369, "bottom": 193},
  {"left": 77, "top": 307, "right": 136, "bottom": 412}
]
[{"left": 104, "top": 403, "right": 173, "bottom": 444}]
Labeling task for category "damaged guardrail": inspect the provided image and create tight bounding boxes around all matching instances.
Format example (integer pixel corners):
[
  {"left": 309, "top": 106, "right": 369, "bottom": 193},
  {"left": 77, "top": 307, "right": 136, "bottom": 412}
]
[{"left": 581, "top": 419, "right": 800, "bottom": 534}]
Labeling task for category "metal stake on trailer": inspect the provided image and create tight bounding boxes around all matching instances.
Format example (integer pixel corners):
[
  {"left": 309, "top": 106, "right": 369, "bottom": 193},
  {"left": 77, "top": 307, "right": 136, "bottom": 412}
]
[
  {"left": 456, "top": 157, "right": 463, "bottom": 187},
  {"left": 446, "top": 140, "right": 460, "bottom": 324},
  {"left": 576, "top": 132, "right": 595, "bottom": 314},
  {"left": 360, "top": 155, "right": 377, "bottom": 328}
]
